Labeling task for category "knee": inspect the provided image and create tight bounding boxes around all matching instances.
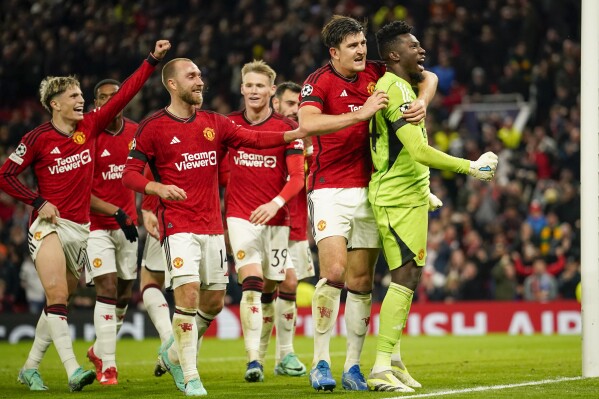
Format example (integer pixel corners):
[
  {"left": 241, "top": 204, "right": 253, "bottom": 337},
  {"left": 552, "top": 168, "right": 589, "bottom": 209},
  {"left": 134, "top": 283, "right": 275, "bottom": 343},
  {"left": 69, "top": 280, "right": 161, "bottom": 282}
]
[
  {"left": 94, "top": 275, "right": 117, "bottom": 299},
  {"left": 319, "top": 262, "right": 346, "bottom": 283},
  {"left": 279, "top": 272, "right": 298, "bottom": 293},
  {"left": 201, "top": 293, "right": 224, "bottom": 315}
]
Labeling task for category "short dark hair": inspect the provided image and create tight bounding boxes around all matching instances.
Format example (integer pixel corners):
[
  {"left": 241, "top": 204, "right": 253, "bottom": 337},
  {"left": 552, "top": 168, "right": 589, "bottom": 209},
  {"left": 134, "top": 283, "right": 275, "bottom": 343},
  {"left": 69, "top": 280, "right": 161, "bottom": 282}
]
[
  {"left": 376, "top": 20, "right": 413, "bottom": 60},
  {"left": 321, "top": 15, "right": 366, "bottom": 48},
  {"left": 275, "top": 81, "right": 301, "bottom": 99},
  {"left": 94, "top": 79, "right": 121, "bottom": 98}
]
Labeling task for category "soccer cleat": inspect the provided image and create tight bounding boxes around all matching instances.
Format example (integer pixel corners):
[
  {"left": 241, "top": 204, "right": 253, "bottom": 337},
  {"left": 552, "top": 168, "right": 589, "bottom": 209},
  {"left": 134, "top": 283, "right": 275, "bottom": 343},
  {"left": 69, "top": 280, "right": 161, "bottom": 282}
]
[
  {"left": 154, "top": 358, "right": 167, "bottom": 377},
  {"left": 68, "top": 367, "right": 96, "bottom": 392},
  {"left": 274, "top": 353, "right": 307, "bottom": 376},
  {"left": 18, "top": 368, "right": 48, "bottom": 391},
  {"left": 391, "top": 361, "right": 422, "bottom": 388},
  {"left": 309, "top": 360, "right": 336, "bottom": 391},
  {"left": 158, "top": 336, "right": 185, "bottom": 392},
  {"left": 341, "top": 364, "right": 368, "bottom": 391},
  {"left": 99, "top": 366, "right": 118, "bottom": 385},
  {"left": 87, "top": 346, "right": 103, "bottom": 381},
  {"left": 367, "top": 369, "right": 414, "bottom": 392},
  {"left": 244, "top": 360, "right": 264, "bottom": 382},
  {"left": 185, "top": 377, "right": 208, "bottom": 396}
]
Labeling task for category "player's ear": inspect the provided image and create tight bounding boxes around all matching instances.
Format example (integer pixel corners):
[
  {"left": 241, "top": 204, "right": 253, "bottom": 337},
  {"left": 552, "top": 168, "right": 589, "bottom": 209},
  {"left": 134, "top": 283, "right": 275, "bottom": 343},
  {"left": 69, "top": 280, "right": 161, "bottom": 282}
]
[
  {"left": 329, "top": 47, "right": 339, "bottom": 60},
  {"left": 50, "top": 99, "right": 60, "bottom": 112},
  {"left": 389, "top": 51, "right": 400, "bottom": 62}
]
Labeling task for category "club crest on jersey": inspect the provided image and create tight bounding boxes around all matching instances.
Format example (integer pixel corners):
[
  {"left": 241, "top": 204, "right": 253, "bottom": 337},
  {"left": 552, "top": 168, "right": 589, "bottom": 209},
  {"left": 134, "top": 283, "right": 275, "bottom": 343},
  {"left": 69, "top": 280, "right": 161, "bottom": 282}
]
[
  {"left": 418, "top": 249, "right": 425, "bottom": 261},
  {"left": 367, "top": 81, "right": 376, "bottom": 95},
  {"left": 301, "top": 84, "right": 313, "bottom": 97},
  {"left": 203, "top": 127, "right": 215, "bottom": 141},
  {"left": 9, "top": 143, "right": 27, "bottom": 165},
  {"left": 128, "top": 140, "right": 134, "bottom": 150},
  {"left": 72, "top": 131, "right": 86, "bottom": 144},
  {"left": 317, "top": 220, "right": 327, "bottom": 231},
  {"left": 93, "top": 258, "right": 102, "bottom": 268},
  {"left": 173, "top": 257, "right": 184, "bottom": 268},
  {"left": 34, "top": 231, "right": 42, "bottom": 241},
  {"left": 236, "top": 250, "right": 246, "bottom": 260},
  {"left": 399, "top": 102, "right": 411, "bottom": 113}
]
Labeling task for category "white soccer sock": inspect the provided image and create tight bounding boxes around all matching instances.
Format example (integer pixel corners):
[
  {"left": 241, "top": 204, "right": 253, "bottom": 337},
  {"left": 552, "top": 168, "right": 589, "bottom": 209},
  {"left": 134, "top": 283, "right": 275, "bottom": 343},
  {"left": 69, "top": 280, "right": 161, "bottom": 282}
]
[
  {"left": 143, "top": 285, "right": 172, "bottom": 344},
  {"left": 312, "top": 279, "right": 341, "bottom": 366},
  {"left": 195, "top": 309, "right": 216, "bottom": 354},
  {"left": 46, "top": 305, "right": 79, "bottom": 377},
  {"left": 344, "top": 291, "right": 371, "bottom": 372},
  {"left": 93, "top": 299, "right": 117, "bottom": 370},
  {"left": 240, "top": 290, "right": 263, "bottom": 362},
  {"left": 259, "top": 299, "right": 275, "bottom": 363},
  {"left": 172, "top": 308, "right": 199, "bottom": 383},
  {"left": 115, "top": 305, "right": 128, "bottom": 334},
  {"left": 23, "top": 310, "right": 51, "bottom": 370},
  {"left": 275, "top": 297, "right": 296, "bottom": 362}
]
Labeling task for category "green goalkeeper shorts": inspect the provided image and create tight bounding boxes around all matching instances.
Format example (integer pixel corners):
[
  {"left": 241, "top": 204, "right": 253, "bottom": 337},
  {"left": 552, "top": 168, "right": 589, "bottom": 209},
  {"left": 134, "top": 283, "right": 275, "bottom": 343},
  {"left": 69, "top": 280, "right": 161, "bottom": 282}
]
[{"left": 372, "top": 203, "right": 428, "bottom": 270}]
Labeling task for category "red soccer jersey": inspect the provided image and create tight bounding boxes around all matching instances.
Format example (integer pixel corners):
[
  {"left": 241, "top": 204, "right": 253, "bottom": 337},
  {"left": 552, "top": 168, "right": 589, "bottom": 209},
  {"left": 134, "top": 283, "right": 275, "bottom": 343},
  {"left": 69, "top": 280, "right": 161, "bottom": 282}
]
[
  {"left": 299, "top": 60, "right": 386, "bottom": 191},
  {"left": 225, "top": 111, "right": 303, "bottom": 227},
  {"left": 90, "top": 118, "right": 138, "bottom": 230},
  {"left": 288, "top": 153, "right": 311, "bottom": 241},
  {"left": 0, "top": 55, "right": 159, "bottom": 224},
  {"left": 123, "top": 108, "right": 289, "bottom": 238}
]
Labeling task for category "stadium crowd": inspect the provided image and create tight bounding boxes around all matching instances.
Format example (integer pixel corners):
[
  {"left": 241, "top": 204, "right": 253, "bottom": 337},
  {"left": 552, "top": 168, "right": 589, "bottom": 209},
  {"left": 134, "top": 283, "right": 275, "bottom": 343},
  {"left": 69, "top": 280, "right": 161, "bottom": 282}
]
[{"left": 0, "top": 0, "right": 581, "bottom": 313}]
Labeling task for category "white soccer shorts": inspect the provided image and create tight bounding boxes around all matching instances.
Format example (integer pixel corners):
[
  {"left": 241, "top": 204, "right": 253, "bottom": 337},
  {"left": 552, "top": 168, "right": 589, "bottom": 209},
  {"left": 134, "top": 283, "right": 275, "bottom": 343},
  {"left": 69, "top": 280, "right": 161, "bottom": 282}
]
[
  {"left": 308, "top": 187, "right": 381, "bottom": 248},
  {"left": 162, "top": 233, "right": 228, "bottom": 291},
  {"left": 226, "top": 217, "right": 289, "bottom": 282},
  {"left": 142, "top": 234, "right": 167, "bottom": 273},
  {"left": 86, "top": 229, "right": 138, "bottom": 284},
  {"left": 28, "top": 216, "right": 90, "bottom": 279},
  {"left": 288, "top": 239, "right": 315, "bottom": 280}
]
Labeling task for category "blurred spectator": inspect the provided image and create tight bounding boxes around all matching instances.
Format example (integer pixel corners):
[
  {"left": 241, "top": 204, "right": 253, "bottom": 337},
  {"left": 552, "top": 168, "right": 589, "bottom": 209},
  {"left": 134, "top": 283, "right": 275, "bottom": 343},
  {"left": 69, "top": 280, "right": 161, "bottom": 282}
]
[
  {"left": 491, "top": 254, "right": 518, "bottom": 300},
  {"left": 19, "top": 255, "right": 45, "bottom": 314},
  {"left": 558, "top": 257, "right": 581, "bottom": 300},
  {"left": 523, "top": 258, "right": 558, "bottom": 302}
]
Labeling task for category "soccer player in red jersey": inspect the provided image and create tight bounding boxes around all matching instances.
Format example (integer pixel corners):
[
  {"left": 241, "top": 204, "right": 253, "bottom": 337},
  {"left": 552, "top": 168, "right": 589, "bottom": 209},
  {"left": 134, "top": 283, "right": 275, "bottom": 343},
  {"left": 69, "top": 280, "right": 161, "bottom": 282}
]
[
  {"left": 0, "top": 40, "right": 170, "bottom": 392},
  {"left": 84, "top": 79, "right": 141, "bottom": 385},
  {"left": 267, "top": 81, "right": 316, "bottom": 377},
  {"left": 224, "top": 62, "right": 305, "bottom": 382},
  {"left": 298, "top": 16, "right": 438, "bottom": 391},
  {"left": 122, "top": 58, "right": 304, "bottom": 396}
]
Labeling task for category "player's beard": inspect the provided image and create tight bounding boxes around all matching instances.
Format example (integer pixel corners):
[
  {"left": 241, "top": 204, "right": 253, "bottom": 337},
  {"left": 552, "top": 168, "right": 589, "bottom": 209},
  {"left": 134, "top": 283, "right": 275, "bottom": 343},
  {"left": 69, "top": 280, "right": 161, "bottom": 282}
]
[{"left": 181, "top": 89, "right": 203, "bottom": 107}]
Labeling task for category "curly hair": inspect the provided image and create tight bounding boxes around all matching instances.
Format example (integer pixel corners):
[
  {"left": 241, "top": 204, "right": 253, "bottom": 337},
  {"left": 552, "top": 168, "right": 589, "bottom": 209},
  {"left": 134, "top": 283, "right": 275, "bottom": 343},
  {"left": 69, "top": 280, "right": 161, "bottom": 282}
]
[{"left": 375, "top": 20, "right": 413, "bottom": 60}]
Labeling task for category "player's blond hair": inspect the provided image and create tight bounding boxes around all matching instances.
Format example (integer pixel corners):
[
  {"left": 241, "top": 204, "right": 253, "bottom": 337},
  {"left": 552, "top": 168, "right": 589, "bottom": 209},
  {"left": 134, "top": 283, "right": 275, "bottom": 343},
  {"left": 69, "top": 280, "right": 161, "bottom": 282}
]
[
  {"left": 39, "top": 76, "right": 80, "bottom": 114},
  {"left": 241, "top": 60, "right": 276, "bottom": 85}
]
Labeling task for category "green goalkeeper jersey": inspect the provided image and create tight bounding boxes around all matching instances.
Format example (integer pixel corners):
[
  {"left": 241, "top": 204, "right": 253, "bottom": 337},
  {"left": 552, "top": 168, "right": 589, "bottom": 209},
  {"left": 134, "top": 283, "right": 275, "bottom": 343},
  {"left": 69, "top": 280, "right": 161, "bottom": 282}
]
[{"left": 368, "top": 72, "right": 470, "bottom": 207}]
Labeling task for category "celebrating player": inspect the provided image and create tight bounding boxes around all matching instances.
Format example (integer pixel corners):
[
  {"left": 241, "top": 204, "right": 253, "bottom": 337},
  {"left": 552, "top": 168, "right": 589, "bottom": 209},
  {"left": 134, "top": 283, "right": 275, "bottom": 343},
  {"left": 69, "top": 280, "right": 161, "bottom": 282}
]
[
  {"left": 0, "top": 40, "right": 170, "bottom": 392},
  {"left": 225, "top": 62, "right": 305, "bottom": 382},
  {"left": 298, "top": 15, "right": 438, "bottom": 391},
  {"left": 122, "top": 58, "right": 304, "bottom": 396},
  {"left": 267, "top": 81, "right": 315, "bottom": 376},
  {"left": 366, "top": 21, "right": 498, "bottom": 392},
  {"left": 85, "top": 78, "right": 140, "bottom": 385}
]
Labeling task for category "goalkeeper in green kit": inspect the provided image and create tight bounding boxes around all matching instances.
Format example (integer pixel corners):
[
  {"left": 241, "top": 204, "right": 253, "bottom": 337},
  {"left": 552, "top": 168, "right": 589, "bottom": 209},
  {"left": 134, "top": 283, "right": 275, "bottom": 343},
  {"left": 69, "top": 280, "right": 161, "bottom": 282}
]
[{"left": 366, "top": 21, "right": 498, "bottom": 392}]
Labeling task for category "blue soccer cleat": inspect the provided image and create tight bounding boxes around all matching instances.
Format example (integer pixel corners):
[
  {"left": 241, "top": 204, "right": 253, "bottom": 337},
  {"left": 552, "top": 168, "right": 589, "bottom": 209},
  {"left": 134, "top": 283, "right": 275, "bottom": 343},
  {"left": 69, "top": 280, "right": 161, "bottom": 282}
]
[
  {"left": 341, "top": 364, "right": 368, "bottom": 391},
  {"left": 18, "top": 368, "right": 48, "bottom": 391},
  {"left": 158, "top": 336, "right": 185, "bottom": 392},
  {"left": 68, "top": 367, "right": 96, "bottom": 392},
  {"left": 309, "top": 360, "right": 336, "bottom": 391},
  {"left": 244, "top": 360, "right": 264, "bottom": 382},
  {"left": 185, "top": 377, "right": 208, "bottom": 396}
]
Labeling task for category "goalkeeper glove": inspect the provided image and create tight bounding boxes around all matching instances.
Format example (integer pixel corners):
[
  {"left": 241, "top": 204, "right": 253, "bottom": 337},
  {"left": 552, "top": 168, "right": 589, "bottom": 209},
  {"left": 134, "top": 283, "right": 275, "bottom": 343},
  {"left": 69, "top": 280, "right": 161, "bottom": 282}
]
[
  {"left": 114, "top": 208, "right": 138, "bottom": 243},
  {"left": 428, "top": 193, "right": 443, "bottom": 211},
  {"left": 469, "top": 151, "right": 498, "bottom": 181}
]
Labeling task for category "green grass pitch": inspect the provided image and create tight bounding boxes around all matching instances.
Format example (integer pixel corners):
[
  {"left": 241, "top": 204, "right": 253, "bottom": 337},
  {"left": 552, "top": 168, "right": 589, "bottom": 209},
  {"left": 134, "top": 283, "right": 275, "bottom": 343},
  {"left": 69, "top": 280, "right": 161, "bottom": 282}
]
[{"left": 0, "top": 335, "right": 597, "bottom": 398}]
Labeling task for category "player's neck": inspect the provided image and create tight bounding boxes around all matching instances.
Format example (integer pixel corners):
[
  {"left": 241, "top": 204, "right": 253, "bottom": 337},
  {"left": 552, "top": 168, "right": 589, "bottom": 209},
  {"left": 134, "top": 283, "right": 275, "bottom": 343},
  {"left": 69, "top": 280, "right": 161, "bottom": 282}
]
[
  {"left": 51, "top": 115, "right": 77, "bottom": 136},
  {"left": 167, "top": 101, "right": 196, "bottom": 119},
  {"left": 106, "top": 116, "right": 124, "bottom": 134},
  {"left": 330, "top": 60, "right": 357, "bottom": 80},
  {"left": 388, "top": 64, "right": 410, "bottom": 84},
  {"left": 244, "top": 106, "right": 272, "bottom": 125}
]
